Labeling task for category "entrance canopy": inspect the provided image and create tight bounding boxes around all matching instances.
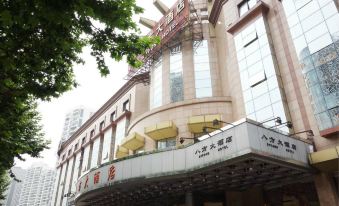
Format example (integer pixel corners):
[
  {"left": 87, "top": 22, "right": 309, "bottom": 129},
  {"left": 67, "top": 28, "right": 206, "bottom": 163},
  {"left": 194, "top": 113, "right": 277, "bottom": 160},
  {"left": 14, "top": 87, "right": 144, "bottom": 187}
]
[{"left": 75, "top": 119, "right": 314, "bottom": 205}]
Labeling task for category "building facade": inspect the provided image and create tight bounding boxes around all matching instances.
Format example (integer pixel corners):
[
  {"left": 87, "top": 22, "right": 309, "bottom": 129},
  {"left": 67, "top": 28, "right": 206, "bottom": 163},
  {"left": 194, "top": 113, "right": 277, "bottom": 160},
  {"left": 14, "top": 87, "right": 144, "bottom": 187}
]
[
  {"left": 18, "top": 164, "right": 56, "bottom": 206},
  {"left": 61, "top": 106, "right": 92, "bottom": 143},
  {"left": 52, "top": 0, "right": 338, "bottom": 205},
  {"left": 2, "top": 167, "right": 26, "bottom": 206}
]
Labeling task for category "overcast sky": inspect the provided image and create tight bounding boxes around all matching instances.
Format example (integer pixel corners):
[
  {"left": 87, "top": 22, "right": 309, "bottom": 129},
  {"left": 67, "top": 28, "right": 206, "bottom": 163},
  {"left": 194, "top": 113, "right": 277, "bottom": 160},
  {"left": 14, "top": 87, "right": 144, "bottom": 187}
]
[{"left": 14, "top": 0, "right": 177, "bottom": 169}]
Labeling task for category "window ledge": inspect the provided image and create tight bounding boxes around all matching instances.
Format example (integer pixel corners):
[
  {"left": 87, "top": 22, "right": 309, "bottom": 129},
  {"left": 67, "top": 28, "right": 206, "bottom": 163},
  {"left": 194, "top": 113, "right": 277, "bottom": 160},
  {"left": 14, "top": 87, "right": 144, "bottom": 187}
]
[
  {"left": 227, "top": 1, "right": 269, "bottom": 34},
  {"left": 320, "top": 125, "right": 339, "bottom": 138}
]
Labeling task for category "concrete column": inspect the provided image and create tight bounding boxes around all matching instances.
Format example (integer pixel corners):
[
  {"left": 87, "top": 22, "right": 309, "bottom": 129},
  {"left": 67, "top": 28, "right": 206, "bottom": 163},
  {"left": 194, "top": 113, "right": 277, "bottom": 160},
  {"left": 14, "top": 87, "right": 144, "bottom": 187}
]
[
  {"left": 185, "top": 192, "right": 194, "bottom": 206},
  {"left": 314, "top": 173, "right": 338, "bottom": 206}
]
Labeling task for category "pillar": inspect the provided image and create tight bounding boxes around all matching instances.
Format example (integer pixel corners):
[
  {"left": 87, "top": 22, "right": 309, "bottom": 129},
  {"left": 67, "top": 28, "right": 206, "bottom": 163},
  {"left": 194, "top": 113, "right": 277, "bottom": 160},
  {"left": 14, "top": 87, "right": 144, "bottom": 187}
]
[{"left": 314, "top": 173, "right": 338, "bottom": 206}]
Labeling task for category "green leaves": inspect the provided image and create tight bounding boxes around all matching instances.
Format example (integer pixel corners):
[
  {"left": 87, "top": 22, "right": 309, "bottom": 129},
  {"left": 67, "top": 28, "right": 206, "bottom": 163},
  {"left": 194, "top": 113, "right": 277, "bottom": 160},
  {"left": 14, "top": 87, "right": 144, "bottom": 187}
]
[{"left": 0, "top": 0, "right": 159, "bottom": 197}]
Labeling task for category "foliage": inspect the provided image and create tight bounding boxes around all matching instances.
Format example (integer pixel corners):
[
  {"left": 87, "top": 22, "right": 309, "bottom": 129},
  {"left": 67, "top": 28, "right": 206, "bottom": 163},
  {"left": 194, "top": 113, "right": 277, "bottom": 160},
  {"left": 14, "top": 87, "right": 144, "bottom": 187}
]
[
  {"left": 0, "top": 0, "right": 159, "bottom": 198},
  {"left": 0, "top": 170, "right": 9, "bottom": 201}
]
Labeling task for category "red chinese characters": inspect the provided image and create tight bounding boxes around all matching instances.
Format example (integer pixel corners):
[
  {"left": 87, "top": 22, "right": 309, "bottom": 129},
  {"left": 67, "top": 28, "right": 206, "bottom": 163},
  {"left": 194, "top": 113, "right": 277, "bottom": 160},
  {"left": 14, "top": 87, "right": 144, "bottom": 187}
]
[
  {"left": 107, "top": 165, "right": 116, "bottom": 181},
  {"left": 94, "top": 171, "right": 100, "bottom": 184},
  {"left": 84, "top": 175, "right": 89, "bottom": 189}
]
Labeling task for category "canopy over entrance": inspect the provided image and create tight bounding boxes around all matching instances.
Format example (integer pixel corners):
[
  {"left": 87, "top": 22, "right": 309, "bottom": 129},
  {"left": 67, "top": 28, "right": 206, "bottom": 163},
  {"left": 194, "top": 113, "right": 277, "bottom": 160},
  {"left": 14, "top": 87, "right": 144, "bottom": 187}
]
[{"left": 75, "top": 119, "right": 314, "bottom": 206}]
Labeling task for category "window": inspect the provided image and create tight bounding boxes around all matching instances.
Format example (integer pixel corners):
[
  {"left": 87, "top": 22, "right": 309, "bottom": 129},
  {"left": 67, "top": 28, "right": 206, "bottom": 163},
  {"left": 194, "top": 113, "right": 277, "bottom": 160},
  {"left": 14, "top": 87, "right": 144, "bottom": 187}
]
[
  {"left": 68, "top": 149, "right": 72, "bottom": 156},
  {"left": 151, "top": 58, "right": 163, "bottom": 109},
  {"left": 157, "top": 138, "right": 176, "bottom": 150},
  {"left": 238, "top": 0, "right": 258, "bottom": 17},
  {"left": 170, "top": 44, "right": 184, "bottom": 103},
  {"left": 123, "top": 99, "right": 130, "bottom": 111},
  {"left": 110, "top": 111, "right": 116, "bottom": 122},
  {"left": 81, "top": 137, "right": 86, "bottom": 145},
  {"left": 99, "top": 121, "right": 105, "bottom": 131},
  {"left": 62, "top": 154, "right": 65, "bottom": 161},
  {"left": 194, "top": 40, "right": 212, "bottom": 98},
  {"left": 90, "top": 129, "right": 95, "bottom": 138},
  {"left": 114, "top": 118, "right": 127, "bottom": 159}
]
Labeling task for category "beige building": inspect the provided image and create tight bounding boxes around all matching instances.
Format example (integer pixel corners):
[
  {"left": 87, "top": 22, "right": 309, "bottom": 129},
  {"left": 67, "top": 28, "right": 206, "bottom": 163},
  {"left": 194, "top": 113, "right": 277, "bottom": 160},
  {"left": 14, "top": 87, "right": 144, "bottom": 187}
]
[{"left": 51, "top": 0, "right": 338, "bottom": 205}]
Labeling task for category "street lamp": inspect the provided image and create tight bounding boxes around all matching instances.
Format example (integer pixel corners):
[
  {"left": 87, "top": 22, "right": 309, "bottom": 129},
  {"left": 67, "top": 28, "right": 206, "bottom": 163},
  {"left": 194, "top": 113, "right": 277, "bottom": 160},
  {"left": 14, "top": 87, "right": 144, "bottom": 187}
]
[
  {"left": 179, "top": 137, "right": 197, "bottom": 144},
  {"left": 212, "top": 119, "right": 235, "bottom": 127},
  {"left": 289, "top": 129, "right": 316, "bottom": 152},
  {"left": 258, "top": 117, "right": 282, "bottom": 125}
]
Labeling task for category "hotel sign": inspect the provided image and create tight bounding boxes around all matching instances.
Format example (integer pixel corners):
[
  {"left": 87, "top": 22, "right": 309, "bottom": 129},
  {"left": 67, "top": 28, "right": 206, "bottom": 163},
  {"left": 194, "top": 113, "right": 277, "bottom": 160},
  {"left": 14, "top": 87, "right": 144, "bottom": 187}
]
[
  {"left": 75, "top": 120, "right": 311, "bottom": 197},
  {"left": 151, "top": 0, "right": 189, "bottom": 44}
]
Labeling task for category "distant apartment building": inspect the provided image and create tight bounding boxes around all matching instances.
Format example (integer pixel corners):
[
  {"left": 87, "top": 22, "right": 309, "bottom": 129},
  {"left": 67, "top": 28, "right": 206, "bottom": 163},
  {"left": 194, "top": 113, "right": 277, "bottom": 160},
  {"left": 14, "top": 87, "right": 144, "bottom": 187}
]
[
  {"left": 17, "top": 164, "right": 55, "bottom": 206},
  {"left": 61, "top": 106, "right": 92, "bottom": 142},
  {"left": 2, "top": 167, "right": 26, "bottom": 206}
]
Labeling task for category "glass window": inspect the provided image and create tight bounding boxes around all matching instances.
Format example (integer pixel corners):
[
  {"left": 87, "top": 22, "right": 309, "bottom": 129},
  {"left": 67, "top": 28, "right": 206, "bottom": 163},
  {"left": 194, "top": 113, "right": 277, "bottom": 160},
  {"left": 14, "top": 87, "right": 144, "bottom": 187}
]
[
  {"left": 253, "top": 93, "right": 271, "bottom": 110},
  {"left": 294, "top": 0, "right": 312, "bottom": 10},
  {"left": 297, "top": 0, "right": 319, "bottom": 21},
  {"left": 315, "top": 111, "right": 333, "bottom": 130},
  {"left": 269, "top": 88, "right": 283, "bottom": 103},
  {"left": 245, "top": 101, "right": 255, "bottom": 114},
  {"left": 251, "top": 81, "right": 268, "bottom": 99},
  {"left": 308, "top": 33, "right": 332, "bottom": 54},
  {"left": 123, "top": 99, "right": 130, "bottom": 111},
  {"left": 238, "top": 0, "right": 258, "bottom": 17},
  {"left": 194, "top": 40, "right": 212, "bottom": 98},
  {"left": 301, "top": 11, "right": 323, "bottom": 32},
  {"left": 290, "top": 24, "right": 303, "bottom": 39},
  {"left": 157, "top": 138, "right": 176, "bottom": 150},
  {"left": 152, "top": 58, "right": 162, "bottom": 108},
  {"left": 282, "top": 0, "right": 296, "bottom": 17},
  {"left": 101, "top": 129, "right": 112, "bottom": 164},
  {"left": 256, "top": 106, "right": 274, "bottom": 122},
  {"left": 287, "top": 13, "right": 300, "bottom": 27},
  {"left": 90, "top": 138, "right": 100, "bottom": 168},
  {"left": 304, "top": 22, "right": 328, "bottom": 43},
  {"left": 321, "top": 1, "right": 337, "bottom": 19},
  {"left": 81, "top": 146, "right": 90, "bottom": 174},
  {"left": 114, "top": 118, "right": 126, "bottom": 159},
  {"left": 245, "top": 40, "right": 259, "bottom": 57},
  {"left": 326, "top": 14, "right": 339, "bottom": 36},
  {"left": 170, "top": 45, "right": 184, "bottom": 102}
]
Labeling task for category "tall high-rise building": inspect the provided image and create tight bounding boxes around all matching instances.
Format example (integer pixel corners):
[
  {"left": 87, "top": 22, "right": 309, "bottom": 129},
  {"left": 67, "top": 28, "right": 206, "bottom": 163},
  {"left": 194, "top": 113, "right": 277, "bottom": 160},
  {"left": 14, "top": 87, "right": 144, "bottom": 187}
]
[
  {"left": 2, "top": 167, "right": 26, "bottom": 206},
  {"left": 61, "top": 106, "right": 92, "bottom": 142},
  {"left": 18, "top": 164, "right": 55, "bottom": 206}
]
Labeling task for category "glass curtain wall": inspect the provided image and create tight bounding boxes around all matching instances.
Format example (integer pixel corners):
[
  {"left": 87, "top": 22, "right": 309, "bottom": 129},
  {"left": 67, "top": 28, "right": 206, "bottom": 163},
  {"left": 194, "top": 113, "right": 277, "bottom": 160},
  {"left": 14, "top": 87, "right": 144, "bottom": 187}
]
[
  {"left": 282, "top": 0, "right": 339, "bottom": 130},
  {"left": 151, "top": 57, "right": 163, "bottom": 109},
  {"left": 114, "top": 118, "right": 126, "bottom": 159},
  {"left": 193, "top": 40, "right": 213, "bottom": 98},
  {"left": 170, "top": 45, "right": 184, "bottom": 102},
  {"left": 234, "top": 16, "right": 290, "bottom": 130}
]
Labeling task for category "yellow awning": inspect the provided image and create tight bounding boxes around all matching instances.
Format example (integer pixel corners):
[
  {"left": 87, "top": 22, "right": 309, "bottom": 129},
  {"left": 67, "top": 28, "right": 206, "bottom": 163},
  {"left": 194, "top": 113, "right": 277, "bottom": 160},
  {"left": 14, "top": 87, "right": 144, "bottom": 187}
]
[
  {"left": 121, "top": 132, "right": 145, "bottom": 151},
  {"left": 145, "top": 121, "right": 178, "bottom": 141},
  {"left": 115, "top": 145, "right": 129, "bottom": 159},
  {"left": 309, "top": 146, "right": 339, "bottom": 172},
  {"left": 188, "top": 114, "right": 221, "bottom": 133}
]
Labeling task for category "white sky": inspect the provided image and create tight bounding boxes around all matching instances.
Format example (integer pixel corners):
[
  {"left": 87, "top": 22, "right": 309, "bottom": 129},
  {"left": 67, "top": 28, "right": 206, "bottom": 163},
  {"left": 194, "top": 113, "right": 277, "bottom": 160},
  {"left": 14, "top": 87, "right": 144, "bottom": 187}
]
[{"left": 15, "top": 0, "right": 177, "bottom": 169}]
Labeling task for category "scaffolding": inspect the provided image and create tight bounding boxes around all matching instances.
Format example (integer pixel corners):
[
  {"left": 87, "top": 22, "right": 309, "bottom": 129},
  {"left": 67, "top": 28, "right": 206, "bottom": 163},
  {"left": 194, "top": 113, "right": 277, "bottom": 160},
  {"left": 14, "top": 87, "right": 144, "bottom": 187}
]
[{"left": 125, "top": 0, "right": 204, "bottom": 84}]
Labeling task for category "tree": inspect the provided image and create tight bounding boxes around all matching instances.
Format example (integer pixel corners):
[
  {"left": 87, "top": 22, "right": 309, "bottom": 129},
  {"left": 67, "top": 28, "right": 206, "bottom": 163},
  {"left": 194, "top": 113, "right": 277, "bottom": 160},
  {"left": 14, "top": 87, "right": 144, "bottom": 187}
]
[{"left": 0, "top": 0, "right": 158, "bottom": 198}]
